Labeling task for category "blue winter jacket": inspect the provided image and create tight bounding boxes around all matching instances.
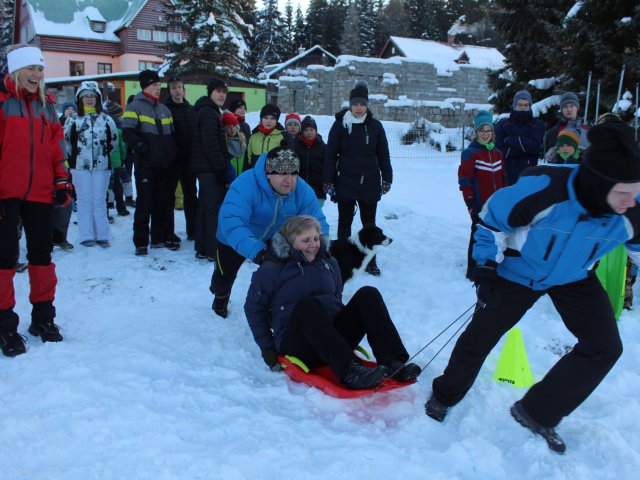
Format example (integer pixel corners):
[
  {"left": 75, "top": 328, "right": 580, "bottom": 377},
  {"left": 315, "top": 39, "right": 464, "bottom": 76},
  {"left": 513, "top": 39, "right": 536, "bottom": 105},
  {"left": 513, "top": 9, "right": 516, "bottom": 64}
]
[
  {"left": 474, "top": 165, "right": 640, "bottom": 290},
  {"left": 494, "top": 109, "right": 545, "bottom": 183},
  {"left": 216, "top": 153, "right": 330, "bottom": 262},
  {"left": 244, "top": 233, "right": 343, "bottom": 350}
]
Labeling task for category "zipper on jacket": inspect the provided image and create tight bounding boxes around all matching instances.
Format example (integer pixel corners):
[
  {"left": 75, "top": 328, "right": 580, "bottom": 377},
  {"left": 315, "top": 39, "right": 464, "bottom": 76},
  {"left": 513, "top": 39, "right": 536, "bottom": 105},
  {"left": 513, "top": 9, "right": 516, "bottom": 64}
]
[
  {"left": 543, "top": 234, "right": 557, "bottom": 261},
  {"left": 22, "top": 99, "right": 35, "bottom": 201},
  {"left": 40, "top": 113, "right": 46, "bottom": 143},
  {"left": 260, "top": 196, "right": 281, "bottom": 241},
  {"left": 582, "top": 243, "right": 600, "bottom": 269}
]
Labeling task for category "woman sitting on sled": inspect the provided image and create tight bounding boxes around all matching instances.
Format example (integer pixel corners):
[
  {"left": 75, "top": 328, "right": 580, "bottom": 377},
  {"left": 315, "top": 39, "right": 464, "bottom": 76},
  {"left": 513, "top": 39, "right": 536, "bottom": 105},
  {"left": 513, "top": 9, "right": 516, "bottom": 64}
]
[{"left": 244, "top": 215, "right": 421, "bottom": 390}]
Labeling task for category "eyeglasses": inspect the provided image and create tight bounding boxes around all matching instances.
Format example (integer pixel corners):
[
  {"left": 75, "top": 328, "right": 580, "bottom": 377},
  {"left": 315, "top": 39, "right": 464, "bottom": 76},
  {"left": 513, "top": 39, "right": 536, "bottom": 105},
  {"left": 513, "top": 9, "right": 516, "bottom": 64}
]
[{"left": 477, "top": 129, "right": 493, "bottom": 134}]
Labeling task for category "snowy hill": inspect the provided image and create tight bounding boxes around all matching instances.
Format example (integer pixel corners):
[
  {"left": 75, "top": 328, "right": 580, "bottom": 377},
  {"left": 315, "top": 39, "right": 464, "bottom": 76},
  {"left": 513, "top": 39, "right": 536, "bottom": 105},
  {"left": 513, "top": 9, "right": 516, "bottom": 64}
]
[{"left": 1, "top": 114, "right": 639, "bottom": 479}]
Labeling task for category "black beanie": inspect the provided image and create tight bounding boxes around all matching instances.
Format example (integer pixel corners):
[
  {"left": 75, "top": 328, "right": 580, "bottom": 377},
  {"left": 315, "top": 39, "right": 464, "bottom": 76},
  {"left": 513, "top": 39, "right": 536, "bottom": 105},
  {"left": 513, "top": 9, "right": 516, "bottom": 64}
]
[
  {"left": 575, "top": 122, "right": 640, "bottom": 215},
  {"left": 260, "top": 103, "right": 281, "bottom": 120},
  {"left": 301, "top": 115, "right": 317, "bottom": 131},
  {"left": 228, "top": 98, "right": 247, "bottom": 112},
  {"left": 583, "top": 122, "right": 640, "bottom": 183},
  {"left": 207, "top": 77, "right": 227, "bottom": 96},
  {"left": 139, "top": 70, "right": 160, "bottom": 90},
  {"left": 349, "top": 80, "right": 369, "bottom": 106}
]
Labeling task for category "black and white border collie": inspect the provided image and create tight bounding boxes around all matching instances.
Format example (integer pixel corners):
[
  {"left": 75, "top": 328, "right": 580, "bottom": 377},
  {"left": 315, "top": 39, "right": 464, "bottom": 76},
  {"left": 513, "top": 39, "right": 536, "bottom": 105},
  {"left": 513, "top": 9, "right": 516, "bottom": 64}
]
[{"left": 330, "top": 226, "right": 393, "bottom": 282}]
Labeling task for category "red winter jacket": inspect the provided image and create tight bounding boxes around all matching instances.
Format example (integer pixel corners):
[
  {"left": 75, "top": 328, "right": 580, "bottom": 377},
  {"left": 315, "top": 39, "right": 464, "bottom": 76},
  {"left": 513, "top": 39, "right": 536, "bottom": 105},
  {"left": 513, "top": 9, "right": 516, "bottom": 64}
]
[
  {"left": 0, "top": 75, "right": 66, "bottom": 203},
  {"left": 458, "top": 141, "right": 508, "bottom": 211}
]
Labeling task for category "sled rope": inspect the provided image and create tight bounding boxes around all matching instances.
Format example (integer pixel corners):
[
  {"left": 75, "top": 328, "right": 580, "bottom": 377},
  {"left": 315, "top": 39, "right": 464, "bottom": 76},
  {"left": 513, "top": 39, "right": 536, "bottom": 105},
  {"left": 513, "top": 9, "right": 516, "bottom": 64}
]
[{"left": 397, "top": 302, "right": 478, "bottom": 376}]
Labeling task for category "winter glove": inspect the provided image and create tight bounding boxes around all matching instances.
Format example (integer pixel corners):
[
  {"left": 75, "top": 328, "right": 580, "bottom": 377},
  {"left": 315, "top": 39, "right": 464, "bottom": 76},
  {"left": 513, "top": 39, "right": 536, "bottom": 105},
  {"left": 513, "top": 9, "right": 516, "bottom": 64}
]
[
  {"left": 214, "top": 169, "right": 229, "bottom": 186},
  {"left": 473, "top": 264, "right": 501, "bottom": 309},
  {"left": 261, "top": 347, "right": 282, "bottom": 371},
  {"left": 134, "top": 141, "right": 150, "bottom": 155},
  {"left": 464, "top": 198, "right": 479, "bottom": 221},
  {"left": 54, "top": 177, "right": 73, "bottom": 208},
  {"left": 382, "top": 180, "right": 391, "bottom": 195},
  {"left": 323, "top": 182, "right": 336, "bottom": 202},
  {"left": 253, "top": 249, "right": 267, "bottom": 265}
]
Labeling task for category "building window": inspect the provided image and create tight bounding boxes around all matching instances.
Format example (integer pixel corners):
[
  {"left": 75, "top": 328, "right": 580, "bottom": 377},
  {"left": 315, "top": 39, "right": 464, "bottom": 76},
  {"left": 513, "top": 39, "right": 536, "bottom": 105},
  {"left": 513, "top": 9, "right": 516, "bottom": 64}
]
[
  {"left": 70, "top": 61, "right": 84, "bottom": 76},
  {"left": 168, "top": 32, "right": 183, "bottom": 43},
  {"left": 98, "top": 63, "right": 112, "bottom": 74},
  {"left": 137, "top": 29, "right": 151, "bottom": 41},
  {"left": 90, "top": 20, "right": 106, "bottom": 33},
  {"left": 152, "top": 30, "right": 167, "bottom": 42},
  {"left": 138, "top": 61, "right": 161, "bottom": 71}
]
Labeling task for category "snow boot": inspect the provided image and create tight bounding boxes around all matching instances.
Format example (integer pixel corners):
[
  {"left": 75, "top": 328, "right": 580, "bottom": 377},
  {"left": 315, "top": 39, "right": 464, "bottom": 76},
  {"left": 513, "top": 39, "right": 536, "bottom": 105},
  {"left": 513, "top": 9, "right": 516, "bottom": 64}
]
[
  {"left": 510, "top": 400, "right": 566, "bottom": 454},
  {"left": 365, "top": 256, "right": 381, "bottom": 276},
  {"left": 341, "top": 360, "right": 388, "bottom": 390},
  {"left": 0, "top": 309, "right": 24, "bottom": 357},
  {"left": 213, "top": 293, "right": 230, "bottom": 319},
  {"left": 28, "top": 301, "right": 63, "bottom": 343},
  {"left": 425, "top": 394, "right": 449, "bottom": 422},
  {"left": 384, "top": 359, "right": 422, "bottom": 382}
]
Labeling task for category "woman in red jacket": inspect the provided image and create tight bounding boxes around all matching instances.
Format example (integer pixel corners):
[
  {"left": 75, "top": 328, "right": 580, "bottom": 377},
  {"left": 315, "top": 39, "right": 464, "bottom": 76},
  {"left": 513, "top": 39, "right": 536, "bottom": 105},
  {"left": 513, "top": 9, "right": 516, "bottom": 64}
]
[{"left": 0, "top": 44, "right": 71, "bottom": 357}]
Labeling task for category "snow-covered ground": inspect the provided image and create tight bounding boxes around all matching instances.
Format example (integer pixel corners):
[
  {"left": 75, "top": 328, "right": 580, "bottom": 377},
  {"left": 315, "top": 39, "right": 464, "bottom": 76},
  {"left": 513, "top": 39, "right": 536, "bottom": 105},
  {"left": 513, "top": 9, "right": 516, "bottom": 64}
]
[{"left": 2, "top": 115, "right": 639, "bottom": 479}]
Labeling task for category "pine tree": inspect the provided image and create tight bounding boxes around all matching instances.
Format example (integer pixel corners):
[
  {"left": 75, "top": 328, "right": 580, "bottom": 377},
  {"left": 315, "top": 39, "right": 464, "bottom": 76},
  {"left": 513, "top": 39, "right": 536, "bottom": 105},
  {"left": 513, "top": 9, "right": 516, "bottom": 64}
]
[
  {"left": 293, "top": 5, "right": 309, "bottom": 50},
  {"left": 562, "top": 0, "right": 639, "bottom": 118},
  {"left": 358, "top": 0, "right": 378, "bottom": 56},
  {"left": 160, "top": 0, "right": 252, "bottom": 77},
  {"left": 252, "top": 0, "right": 289, "bottom": 68},
  {"left": 283, "top": 0, "right": 296, "bottom": 58},
  {"left": 324, "top": 0, "right": 347, "bottom": 55},
  {"left": 379, "top": 0, "right": 409, "bottom": 49},
  {"left": 306, "top": 0, "right": 329, "bottom": 48},
  {"left": 0, "top": 0, "right": 15, "bottom": 74},
  {"left": 405, "top": 0, "right": 448, "bottom": 40},
  {"left": 340, "top": 2, "right": 361, "bottom": 55}
]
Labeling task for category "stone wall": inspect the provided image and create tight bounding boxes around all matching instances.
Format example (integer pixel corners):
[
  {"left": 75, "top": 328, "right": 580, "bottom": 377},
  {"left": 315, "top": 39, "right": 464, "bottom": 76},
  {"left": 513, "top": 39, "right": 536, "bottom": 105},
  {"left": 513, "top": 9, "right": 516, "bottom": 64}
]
[{"left": 276, "top": 56, "right": 495, "bottom": 126}]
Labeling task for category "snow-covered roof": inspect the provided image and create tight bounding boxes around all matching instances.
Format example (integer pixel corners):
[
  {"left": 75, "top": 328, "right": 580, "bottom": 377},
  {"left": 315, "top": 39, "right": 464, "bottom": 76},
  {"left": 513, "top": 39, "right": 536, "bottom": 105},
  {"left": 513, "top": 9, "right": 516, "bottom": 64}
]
[
  {"left": 386, "top": 36, "right": 505, "bottom": 74},
  {"left": 264, "top": 45, "right": 337, "bottom": 79},
  {"left": 26, "top": 0, "right": 147, "bottom": 42}
]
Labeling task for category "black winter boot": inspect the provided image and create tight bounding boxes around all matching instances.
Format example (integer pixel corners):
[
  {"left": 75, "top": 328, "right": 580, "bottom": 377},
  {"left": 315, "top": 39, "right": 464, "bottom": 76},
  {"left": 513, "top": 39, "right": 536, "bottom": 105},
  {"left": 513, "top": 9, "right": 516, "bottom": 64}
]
[
  {"left": 28, "top": 301, "right": 63, "bottom": 342},
  {"left": 0, "top": 309, "right": 26, "bottom": 357},
  {"left": 341, "top": 360, "right": 388, "bottom": 389},
  {"left": 213, "top": 294, "right": 230, "bottom": 318},
  {"left": 365, "top": 256, "right": 381, "bottom": 276},
  {"left": 384, "top": 359, "right": 422, "bottom": 382},
  {"left": 511, "top": 401, "right": 566, "bottom": 454},
  {"left": 425, "top": 394, "right": 448, "bottom": 422}
]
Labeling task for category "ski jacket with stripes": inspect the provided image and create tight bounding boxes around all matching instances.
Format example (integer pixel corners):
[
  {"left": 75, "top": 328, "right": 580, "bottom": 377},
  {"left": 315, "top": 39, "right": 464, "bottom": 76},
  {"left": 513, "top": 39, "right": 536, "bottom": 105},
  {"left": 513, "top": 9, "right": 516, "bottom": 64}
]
[
  {"left": 121, "top": 92, "right": 176, "bottom": 169},
  {"left": 0, "top": 75, "right": 67, "bottom": 203},
  {"left": 458, "top": 140, "right": 508, "bottom": 210},
  {"left": 474, "top": 165, "right": 640, "bottom": 290},
  {"left": 216, "top": 153, "right": 329, "bottom": 263}
]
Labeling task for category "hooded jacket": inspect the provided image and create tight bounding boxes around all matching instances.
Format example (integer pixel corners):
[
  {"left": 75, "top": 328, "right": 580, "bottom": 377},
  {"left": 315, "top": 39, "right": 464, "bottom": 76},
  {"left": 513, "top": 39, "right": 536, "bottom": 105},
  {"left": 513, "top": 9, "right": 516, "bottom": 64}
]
[
  {"left": 323, "top": 109, "right": 391, "bottom": 204},
  {"left": 246, "top": 124, "right": 284, "bottom": 169},
  {"left": 64, "top": 111, "right": 118, "bottom": 170},
  {"left": 0, "top": 75, "right": 67, "bottom": 203},
  {"left": 474, "top": 165, "right": 640, "bottom": 290},
  {"left": 216, "top": 153, "right": 329, "bottom": 262},
  {"left": 164, "top": 96, "right": 196, "bottom": 163},
  {"left": 294, "top": 133, "right": 326, "bottom": 199},
  {"left": 458, "top": 140, "right": 508, "bottom": 209},
  {"left": 244, "top": 232, "right": 342, "bottom": 350},
  {"left": 494, "top": 109, "right": 545, "bottom": 183}
]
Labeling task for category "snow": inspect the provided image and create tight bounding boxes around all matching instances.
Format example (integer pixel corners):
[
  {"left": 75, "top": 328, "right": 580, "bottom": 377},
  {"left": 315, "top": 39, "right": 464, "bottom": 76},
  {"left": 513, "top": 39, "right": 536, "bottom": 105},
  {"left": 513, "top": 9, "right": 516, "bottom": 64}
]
[
  {"left": 388, "top": 36, "right": 505, "bottom": 74},
  {"left": 29, "top": 5, "right": 122, "bottom": 42},
  {"left": 533, "top": 95, "right": 562, "bottom": 116},
  {"left": 2, "top": 113, "right": 640, "bottom": 478},
  {"left": 566, "top": 1, "right": 584, "bottom": 20},
  {"left": 528, "top": 77, "right": 559, "bottom": 90}
]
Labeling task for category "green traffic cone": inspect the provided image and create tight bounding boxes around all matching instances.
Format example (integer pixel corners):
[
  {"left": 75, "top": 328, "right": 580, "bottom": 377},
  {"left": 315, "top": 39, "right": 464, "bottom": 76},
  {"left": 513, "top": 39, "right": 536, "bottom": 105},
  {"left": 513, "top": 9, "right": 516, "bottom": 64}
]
[{"left": 492, "top": 327, "right": 534, "bottom": 388}]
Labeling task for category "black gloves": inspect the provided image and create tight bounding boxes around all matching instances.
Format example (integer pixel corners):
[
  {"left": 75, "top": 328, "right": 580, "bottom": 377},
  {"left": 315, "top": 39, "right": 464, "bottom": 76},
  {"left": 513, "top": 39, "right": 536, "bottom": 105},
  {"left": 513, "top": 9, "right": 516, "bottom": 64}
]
[
  {"left": 261, "top": 347, "right": 282, "bottom": 371},
  {"left": 134, "top": 141, "right": 149, "bottom": 155},
  {"left": 54, "top": 178, "right": 73, "bottom": 208},
  {"left": 253, "top": 249, "right": 267, "bottom": 265},
  {"left": 473, "top": 264, "right": 501, "bottom": 308},
  {"left": 214, "top": 169, "right": 228, "bottom": 186}
]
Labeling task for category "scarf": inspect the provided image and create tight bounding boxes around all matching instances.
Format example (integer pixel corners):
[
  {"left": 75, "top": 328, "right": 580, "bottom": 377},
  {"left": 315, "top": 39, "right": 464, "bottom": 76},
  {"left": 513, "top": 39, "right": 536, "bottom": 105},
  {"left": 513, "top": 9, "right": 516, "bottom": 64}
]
[
  {"left": 342, "top": 110, "right": 366, "bottom": 134},
  {"left": 300, "top": 136, "right": 315, "bottom": 147},
  {"left": 258, "top": 125, "right": 275, "bottom": 136},
  {"left": 478, "top": 139, "right": 494, "bottom": 150},
  {"left": 143, "top": 91, "right": 159, "bottom": 102},
  {"left": 236, "top": 115, "right": 245, "bottom": 123},
  {"left": 83, "top": 106, "right": 96, "bottom": 114},
  {"left": 227, "top": 136, "right": 243, "bottom": 158}
]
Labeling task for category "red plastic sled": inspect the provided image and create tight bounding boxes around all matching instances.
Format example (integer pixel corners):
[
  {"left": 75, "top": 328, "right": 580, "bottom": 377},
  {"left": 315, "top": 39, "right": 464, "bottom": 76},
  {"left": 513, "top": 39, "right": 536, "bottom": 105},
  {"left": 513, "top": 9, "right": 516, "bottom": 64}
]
[{"left": 278, "top": 355, "right": 416, "bottom": 399}]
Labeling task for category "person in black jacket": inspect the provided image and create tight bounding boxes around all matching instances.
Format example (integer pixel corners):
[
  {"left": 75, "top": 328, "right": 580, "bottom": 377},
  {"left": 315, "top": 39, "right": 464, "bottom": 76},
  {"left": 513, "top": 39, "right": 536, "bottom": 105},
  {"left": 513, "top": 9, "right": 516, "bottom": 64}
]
[
  {"left": 294, "top": 115, "right": 325, "bottom": 208},
  {"left": 164, "top": 76, "right": 197, "bottom": 242},
  {"left": 122, "top": 70, "right": 177, "bottom": 256},
  {"left": 227, "top": 98, "right": 251, "bottom": 145},
  {"left": 190, "top": 78, "right": 229, "bottom": 261},
  {"left": 323, "top": 81, "right": 392, "bottom": 275}
]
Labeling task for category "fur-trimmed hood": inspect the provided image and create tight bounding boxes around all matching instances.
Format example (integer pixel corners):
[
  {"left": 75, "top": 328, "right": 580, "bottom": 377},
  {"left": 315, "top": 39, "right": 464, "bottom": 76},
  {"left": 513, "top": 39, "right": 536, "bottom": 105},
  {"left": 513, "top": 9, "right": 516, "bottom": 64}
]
[{"left": 268, "top": 231, "right": 331, "bottom": 263}]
